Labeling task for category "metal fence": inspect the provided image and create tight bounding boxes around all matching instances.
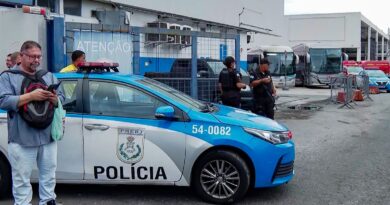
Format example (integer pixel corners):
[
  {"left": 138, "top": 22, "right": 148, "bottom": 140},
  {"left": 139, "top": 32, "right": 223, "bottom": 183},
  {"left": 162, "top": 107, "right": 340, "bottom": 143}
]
[
  {"left": 135, "top": 27, "right": 240, "bottom": 102},
  {"left": 64, "top": 23, "right": 240, "bottom": 103},
  {"left": 151, "top": 77, "right": 220, "bottom": 102},
  {"left": 330, "top": 75, "right": 355, "bottom": 109},
  {"left": 330, "top": 74, "right": 373, "bottom": 109},
  {"left": 361, "top": 74, "right": 373, "bottom": 101}
]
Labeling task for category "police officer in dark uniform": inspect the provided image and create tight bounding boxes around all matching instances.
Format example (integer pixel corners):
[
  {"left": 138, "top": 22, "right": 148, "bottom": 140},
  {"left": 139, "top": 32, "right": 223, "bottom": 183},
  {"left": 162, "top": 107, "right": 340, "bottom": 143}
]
[
  {"left": 250, "top": 58, "right": 277, "bottom": 119},
  {"left": 218, "top": 56, "right": 247, "bottom": 108}
]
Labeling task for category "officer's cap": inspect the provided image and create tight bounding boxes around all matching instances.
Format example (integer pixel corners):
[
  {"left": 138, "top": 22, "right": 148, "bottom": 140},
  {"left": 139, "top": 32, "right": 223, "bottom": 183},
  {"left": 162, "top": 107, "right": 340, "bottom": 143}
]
[{"left": 260, "top": 58, "right": 270, "bottom": 65}]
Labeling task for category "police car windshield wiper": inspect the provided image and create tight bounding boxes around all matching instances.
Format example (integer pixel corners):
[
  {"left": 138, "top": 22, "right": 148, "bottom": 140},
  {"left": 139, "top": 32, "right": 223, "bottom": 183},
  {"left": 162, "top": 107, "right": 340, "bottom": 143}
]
[
  {"left": 200, "top": 104, "right": 211, "bottom": 112},
  {"left": 200, "top": 102, "right": 214, "bottom": 113}
]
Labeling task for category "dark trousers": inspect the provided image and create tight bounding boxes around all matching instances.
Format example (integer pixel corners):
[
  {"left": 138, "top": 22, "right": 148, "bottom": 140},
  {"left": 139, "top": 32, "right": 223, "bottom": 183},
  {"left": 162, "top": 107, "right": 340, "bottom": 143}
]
[
  {"left": 221, "top": 95, "right": 241, "bottom": 108},
  {"left": 252, "top": 98, "right": 275, "bottom": 119}
]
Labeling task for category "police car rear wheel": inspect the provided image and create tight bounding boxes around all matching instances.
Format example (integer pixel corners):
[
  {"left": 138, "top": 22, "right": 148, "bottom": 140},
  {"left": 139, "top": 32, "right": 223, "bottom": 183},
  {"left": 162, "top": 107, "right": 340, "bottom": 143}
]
[
  {"left": 193, "top": 150, "right": 250, "bottom": 204},
  {"left": 0, "top": 159, "right": 11, "bottom": 199}
]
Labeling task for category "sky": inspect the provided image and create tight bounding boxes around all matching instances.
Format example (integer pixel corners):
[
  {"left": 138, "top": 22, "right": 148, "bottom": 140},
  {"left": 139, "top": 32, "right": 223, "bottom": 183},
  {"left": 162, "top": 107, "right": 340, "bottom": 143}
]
[{"left": 285, "top": 0, "right": 390, "bottom": 33}]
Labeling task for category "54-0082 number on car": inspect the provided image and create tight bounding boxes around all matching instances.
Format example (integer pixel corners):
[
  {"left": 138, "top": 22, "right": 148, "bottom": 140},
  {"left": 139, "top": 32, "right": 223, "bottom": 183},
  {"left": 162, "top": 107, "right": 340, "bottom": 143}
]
[{"left": 192, "top": 125, "right": 231, "bottom": 136}]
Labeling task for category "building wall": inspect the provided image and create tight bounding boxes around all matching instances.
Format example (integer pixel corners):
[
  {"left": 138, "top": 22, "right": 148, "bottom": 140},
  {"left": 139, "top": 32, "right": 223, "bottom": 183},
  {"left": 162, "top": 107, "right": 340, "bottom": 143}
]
[
  {"left": 102, "top": 0, "right": 265, "bottom": 28},
  {"left": 282, "top": 12, "right": 389, "bottom": 61},
  {"left": 247, "top": 0, "right": 288, "bottom": 47},
  {"left": 66, "top": 0, "right": 250, "bottom": 73},
  {"left": 80, "top": 0, "right": 284, "bottom": 55},
  {"left": 286, "top": 13, "right": 362, "bottom": 49},
  {"left": 81, "top": 0, "right": 114, "bottom": 17},
  {"left": 0, "top": 9, "right": 47, "bottom": 71}
]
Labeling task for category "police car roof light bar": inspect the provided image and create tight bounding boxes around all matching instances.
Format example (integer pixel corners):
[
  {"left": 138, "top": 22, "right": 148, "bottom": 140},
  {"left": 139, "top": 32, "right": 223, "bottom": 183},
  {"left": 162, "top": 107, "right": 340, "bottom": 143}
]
[{"left": 77, "top": 62, "right": 120, "bottom": 74}]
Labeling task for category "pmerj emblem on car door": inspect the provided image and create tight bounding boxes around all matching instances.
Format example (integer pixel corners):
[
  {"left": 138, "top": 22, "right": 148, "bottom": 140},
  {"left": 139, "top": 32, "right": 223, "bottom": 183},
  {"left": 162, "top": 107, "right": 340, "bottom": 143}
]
[{"left": 117, "top": 128, "right": 145, "bottom": 164}]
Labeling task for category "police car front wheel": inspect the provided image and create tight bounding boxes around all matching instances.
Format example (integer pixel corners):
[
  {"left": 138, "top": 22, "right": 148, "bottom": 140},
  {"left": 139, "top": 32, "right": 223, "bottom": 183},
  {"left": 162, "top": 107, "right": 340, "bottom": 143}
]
[
  {"left": 193, "top": 150, "right": 250, "bottom": 204},
  {"left": 0, "top": 158, "right": 11, "bottom": 199}
]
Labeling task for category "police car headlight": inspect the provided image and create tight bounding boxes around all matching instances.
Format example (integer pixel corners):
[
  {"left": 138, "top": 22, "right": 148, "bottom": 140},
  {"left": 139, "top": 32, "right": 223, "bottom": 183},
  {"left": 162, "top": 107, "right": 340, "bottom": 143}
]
[
  {"left": 369, "top": 80, "right": 376, "bottom": 85},
  {"left": 244, "top": 128, "right": 292, "bottom": 144}
]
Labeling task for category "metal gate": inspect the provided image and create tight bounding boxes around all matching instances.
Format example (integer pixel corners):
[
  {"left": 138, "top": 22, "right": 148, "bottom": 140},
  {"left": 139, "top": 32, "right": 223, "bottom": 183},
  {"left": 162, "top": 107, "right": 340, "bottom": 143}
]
[{"left": 133, "top": 26, "right": 240, "bottom": 102}]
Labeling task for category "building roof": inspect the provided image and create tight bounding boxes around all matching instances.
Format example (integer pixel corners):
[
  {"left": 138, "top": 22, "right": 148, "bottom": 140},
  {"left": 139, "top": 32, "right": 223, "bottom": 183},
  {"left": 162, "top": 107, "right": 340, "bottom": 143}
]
[
  {"left": 94, "top": 0, "right": 279, "bottom": 36},
  {"left": 292, "top": 43, "right": 343, "bottom": 55},
  {"left": 248, "top": 45, "right": 294, "bottom": 54}
]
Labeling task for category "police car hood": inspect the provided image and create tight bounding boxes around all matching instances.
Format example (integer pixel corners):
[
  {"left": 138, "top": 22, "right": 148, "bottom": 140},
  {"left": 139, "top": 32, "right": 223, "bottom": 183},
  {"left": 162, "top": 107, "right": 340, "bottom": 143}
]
[{"left": 211, "top": 104, "right": 288, "bottom": 132}]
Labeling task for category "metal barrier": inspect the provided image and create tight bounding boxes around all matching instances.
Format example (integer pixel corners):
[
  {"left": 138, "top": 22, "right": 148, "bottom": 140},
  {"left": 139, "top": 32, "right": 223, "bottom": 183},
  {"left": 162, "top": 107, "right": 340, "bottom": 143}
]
[
  {"left": 151, "top": 77, "right": 219, "bottom": 102},
  {"left": 361, "top": 74, "right": 373, "bottom": 101},
  {"left": 351, "top": 75, "right": 358, "bottom": 90},
  {"left": 329, "top": 76, "right": 342, "bottom": 103},
  {"left": 134, "top": 27, "right": 240, "bottom": 102},
  {"left": 65, "top": 22, "right": 240, "bottom": 103},
  {"left": 330, "top": 75, "right": 355, "bottom": 109}
]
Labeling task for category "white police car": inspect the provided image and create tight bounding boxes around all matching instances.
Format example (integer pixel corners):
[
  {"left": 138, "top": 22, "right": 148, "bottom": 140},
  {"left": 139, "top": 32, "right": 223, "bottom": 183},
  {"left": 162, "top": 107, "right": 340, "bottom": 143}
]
[{"left": 0, "top": 63, "right": 295, "bottom": 204}]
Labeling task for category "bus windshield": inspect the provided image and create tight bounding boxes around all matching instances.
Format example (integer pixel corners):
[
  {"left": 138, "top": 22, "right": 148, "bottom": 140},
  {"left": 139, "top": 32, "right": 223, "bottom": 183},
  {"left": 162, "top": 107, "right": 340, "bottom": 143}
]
[
  {"left": 310, "top": 49, "right": 342, "bottom": 74},
  {"left": 266, "top": 53, "right": 295, "bottom": 76}
]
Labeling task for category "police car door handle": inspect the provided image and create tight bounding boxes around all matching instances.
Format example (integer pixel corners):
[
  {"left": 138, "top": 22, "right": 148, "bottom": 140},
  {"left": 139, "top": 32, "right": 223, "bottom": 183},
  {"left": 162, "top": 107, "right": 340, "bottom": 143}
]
[{"left": 84, "top": 124, "right": 110, "bottom": 131}]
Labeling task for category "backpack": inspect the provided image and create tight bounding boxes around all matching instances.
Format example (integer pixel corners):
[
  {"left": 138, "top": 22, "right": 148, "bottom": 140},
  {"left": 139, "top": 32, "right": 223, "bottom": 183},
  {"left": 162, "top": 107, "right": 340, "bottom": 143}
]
[{"left": 2, "top": 69, "right": 55, "bottom": 129}]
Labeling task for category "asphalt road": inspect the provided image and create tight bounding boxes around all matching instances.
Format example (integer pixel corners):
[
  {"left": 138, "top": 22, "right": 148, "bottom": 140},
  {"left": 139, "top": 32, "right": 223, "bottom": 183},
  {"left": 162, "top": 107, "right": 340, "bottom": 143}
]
[{"left": 2, "top": 93, "right": 390, "bottom": 205}]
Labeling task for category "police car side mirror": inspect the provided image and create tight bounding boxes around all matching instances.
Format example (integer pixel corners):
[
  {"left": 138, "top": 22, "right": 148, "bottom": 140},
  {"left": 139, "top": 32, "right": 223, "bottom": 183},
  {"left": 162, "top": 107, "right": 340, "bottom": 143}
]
[{"left": 155, "top": 106, "right": 176, "bottom": 120}]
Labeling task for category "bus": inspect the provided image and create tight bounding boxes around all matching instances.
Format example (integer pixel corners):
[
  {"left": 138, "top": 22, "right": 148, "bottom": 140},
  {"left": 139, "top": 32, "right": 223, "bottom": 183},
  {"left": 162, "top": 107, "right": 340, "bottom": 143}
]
[
  {"left": 293, "top": 44, "right": 348, "bottom": 86},
  {"left": 247, "top": 46, "right": 298, "bottom": 88}
]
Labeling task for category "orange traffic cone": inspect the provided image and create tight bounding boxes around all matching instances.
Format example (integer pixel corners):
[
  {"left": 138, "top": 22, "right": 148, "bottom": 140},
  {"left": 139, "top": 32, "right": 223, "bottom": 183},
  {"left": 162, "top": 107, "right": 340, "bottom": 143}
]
[
  {"left": 337, "top": 91, "right": 346, "bottom": 103},
  {"left": 369, "top": 87, "right": 380, "bottom": 94},
  {"left": 353, "top": 90, "right": 364, "bottom": 101}
]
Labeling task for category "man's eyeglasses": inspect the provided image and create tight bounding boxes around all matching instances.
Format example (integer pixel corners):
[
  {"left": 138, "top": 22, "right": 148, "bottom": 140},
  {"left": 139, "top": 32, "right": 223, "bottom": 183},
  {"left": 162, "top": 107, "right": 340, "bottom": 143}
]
[{"left": 22, "top": 53, "right": 42, "bottom": 60}]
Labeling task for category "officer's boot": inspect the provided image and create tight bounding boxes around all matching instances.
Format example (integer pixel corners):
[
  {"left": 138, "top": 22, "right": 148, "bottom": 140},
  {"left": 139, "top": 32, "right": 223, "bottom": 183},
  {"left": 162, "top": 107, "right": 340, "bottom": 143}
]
[{"left": 47, "top": 200, "right": 56, "bottom": 205}]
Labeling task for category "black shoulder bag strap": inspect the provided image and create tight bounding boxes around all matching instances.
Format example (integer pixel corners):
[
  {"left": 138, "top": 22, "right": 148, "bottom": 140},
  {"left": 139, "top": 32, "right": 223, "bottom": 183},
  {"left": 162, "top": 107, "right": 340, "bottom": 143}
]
[
  {"left": 1, "top": 69, "right": 43, "bottom": 82},
  {"left": 1, "top": 69, "right": 29, "bottom": 78},
  {"left": 35, "top": 69, "right": 49, "bottom": 85}
]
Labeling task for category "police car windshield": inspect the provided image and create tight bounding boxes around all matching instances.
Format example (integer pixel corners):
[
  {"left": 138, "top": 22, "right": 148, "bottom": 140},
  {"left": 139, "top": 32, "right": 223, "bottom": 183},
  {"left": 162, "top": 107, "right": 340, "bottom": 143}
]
[
  {"left": 138, "top": 78, "right": 206, "bottom": 111},
  {"left": 366, "top": 70, "right": 387, "bottom": 78},
  {"left": 347, "top": 66, "right": 363, "bottom": 74}
]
